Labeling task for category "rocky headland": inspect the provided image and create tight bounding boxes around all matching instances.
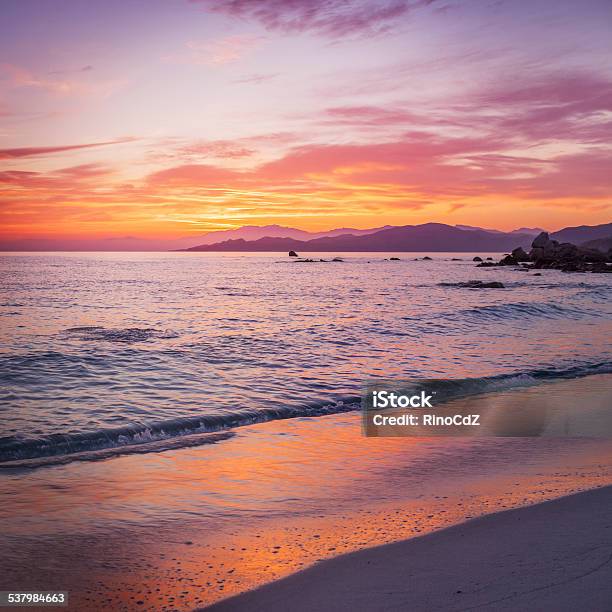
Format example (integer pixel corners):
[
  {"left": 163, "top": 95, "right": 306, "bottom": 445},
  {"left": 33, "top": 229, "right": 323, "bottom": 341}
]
[{"left": 476, "top": 232, "right": 612, "bottom": 273}]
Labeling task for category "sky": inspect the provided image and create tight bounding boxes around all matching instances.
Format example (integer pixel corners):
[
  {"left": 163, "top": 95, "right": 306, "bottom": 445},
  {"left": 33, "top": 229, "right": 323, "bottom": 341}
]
[{"left": 1, "top": 0, "right": 611, "bottom": 244}]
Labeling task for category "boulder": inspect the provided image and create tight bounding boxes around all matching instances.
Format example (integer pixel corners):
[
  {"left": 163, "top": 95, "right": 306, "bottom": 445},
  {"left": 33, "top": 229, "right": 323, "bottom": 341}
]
[
  {"left": 591, "top": 262, "right": 612, "bottom": 273},
  {"left": 498, "top": 254, "right": 518, "bottom": 266},
  {"left": 288, "top": 250, "right": 298, "bottom": 257},
  {"left": 531, "top": 231, "right": 551, "bottom": 249},
  {"left": 473, "top": 256, "right": 483, "bottom": 262},
  {"left": 389, "top": 257, "right": 400, "bottom": 261},
  {"left": 582, "top": 249, "right": 608, "bottom": 263},
  {"left": 556, "top": 243, "right": 578, "bottom": 259},
  {"left": 422, "top": 256, "right": 433, "bottom": 260},
  {"left": 462, "top": 280, "right": 505, "bottom": 289},
  {"left": 511, "top": 246, "right": 530, "bottom": 262},
  {"left": 481, "top": 234, "right": 609, "bottom": 273}
]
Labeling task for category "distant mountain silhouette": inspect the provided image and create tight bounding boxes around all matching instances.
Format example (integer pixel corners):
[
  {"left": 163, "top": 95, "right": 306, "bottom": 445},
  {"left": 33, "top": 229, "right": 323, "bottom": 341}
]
[
  {"left": 2, "top": 221, "right": 609, "bottom": 252},
  {"left": 0, "top": 224, "right": 391, "bottom": 251},
  {"left": 510, "top": 227, "right": 547, "bottom": 236},
  {"left": 581, "top": 236, "right": 612, "bottom": 252},
  {"left": 183, "top": 223, "right": 535, "bottom": 252},
  {"left": 180, "top": 224, "right": 394, "bottom": 246},
  {"left": 550, "top": 223, "right": 612, "bottom": 245},
  {"left": 455, "top": 224, "right": 503, "bottom": 234},
  {"left": 455, "top": 224, "right": 546, "bottom": 236}
]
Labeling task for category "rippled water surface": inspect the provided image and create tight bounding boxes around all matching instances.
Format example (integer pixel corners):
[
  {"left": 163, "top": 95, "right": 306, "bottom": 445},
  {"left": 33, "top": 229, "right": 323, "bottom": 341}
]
[{"left": 1, "top": 252, "right": 611, "bottom": 463}]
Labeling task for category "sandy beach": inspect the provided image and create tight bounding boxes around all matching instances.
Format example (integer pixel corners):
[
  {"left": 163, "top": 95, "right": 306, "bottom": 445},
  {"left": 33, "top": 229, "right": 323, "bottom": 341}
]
[
  {"left": 205, "top": 485, "right": 612, "bottom": 612},
  {"left": 1, "top": 376, "right": 611, "bottom": 610}
]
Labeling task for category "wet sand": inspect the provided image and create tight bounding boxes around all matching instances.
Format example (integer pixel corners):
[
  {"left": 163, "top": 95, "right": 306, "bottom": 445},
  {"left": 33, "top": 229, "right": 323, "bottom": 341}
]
[
  {"left": 205, "top": 485, "right": 612, "bottom": 612},
  {"left": 0, "top": 375, "right": 611, "bottom": 610}
]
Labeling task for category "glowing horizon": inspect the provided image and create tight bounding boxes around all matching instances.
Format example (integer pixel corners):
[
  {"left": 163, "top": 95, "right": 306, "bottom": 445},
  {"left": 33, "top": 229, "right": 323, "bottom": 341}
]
[{"left": 1, "top": 0, "right": 611, "bottom": 244}]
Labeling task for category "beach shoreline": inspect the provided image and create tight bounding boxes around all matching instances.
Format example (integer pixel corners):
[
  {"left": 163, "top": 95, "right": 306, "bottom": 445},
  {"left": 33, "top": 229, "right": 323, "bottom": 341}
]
[
  {"left": 1, "top": 375, "right": 611, "bottom": 610},
  {"left": 204, "top": 485, "right": 612, "bottom": 612}
]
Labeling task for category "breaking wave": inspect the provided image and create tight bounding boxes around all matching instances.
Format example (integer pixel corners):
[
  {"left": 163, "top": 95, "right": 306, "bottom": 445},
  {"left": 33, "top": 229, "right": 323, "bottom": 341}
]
[{"left": 1, "top": 361, "right": 610, "bottom": 469}]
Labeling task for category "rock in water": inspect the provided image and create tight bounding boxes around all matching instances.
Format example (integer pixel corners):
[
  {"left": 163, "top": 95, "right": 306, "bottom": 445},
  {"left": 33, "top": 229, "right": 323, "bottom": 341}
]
[
  {"left": 498, "top": 254, "right": 518, "bottom": 266},
  {"left": 511, "top": 247, "right": 530, "bottom": 262},
  {"left": 450, "top": 280, "right": 505, "bottom": 288},
  {"left": 473, "top": 256, "right": 483, "bottom": 262},
  {"left": 486, "top": 232, "right": 611, "bottom": 273},
  {"left": 467, "top": 280, "right": 504, "bottom": 288},
  {"left": 288, "top": 250, "right": 298, "bottom": 257},
  {"left": 557, "top": 243, "right": 578, "bottom": 259}
]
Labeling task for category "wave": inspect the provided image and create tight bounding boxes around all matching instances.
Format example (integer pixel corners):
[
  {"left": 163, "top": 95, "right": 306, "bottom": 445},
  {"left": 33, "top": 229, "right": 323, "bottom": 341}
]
[
  {"left": 1, "top": 361, "right": 611, "bottom": 469},
  {"left": 63, "top": 326, "right": 179, "bottom": 343},
  {"left": 0, "top": 396, "right": 360, "bottom": 468},
  {"left": 458, "top": 301, "right": 601, "bottom": 322},
  {"left": 0, "top": 431, "right": 235, "bottom": 470}
]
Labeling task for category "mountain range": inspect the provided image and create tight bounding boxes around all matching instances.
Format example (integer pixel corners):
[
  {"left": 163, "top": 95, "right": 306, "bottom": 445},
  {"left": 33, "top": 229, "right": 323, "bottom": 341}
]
[
  {"left": 182, "top": 224, "right": 395, "bottom": 245},
  {"left": 2, "top": 222, "right": 610, "bottom": 252},
  {"left": 0, "top": 224, "right": 393, "bottom": 251},
  {"left": 183, "top": 222, "right": 612, "bottom": 253}
]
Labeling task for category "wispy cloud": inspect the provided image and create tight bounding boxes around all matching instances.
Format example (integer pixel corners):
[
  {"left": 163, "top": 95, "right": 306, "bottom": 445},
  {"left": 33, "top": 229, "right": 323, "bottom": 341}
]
[
  {"left": 48, "top": 65, "right": 94, "bottom": 76},
  {"left": 0, "top": 138, "right": 136, "bottom": 160},
  {"left": 0, "top": 63, "right": 124, "bottom": 97},
  {"left": 193, "top": 0, "right": 436, "bottom": 38},
  {"left": 150, "top": 139, "right": 255, "bottom": 162},
  {"left": 164, "top": 35, "right": 263, "bottom": 66},
  {"left": 232, "top": 72, "right": 279, "bottom": 84}
]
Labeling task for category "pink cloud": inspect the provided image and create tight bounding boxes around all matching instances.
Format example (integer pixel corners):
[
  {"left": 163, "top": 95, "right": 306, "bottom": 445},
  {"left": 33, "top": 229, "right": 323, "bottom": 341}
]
[
  {"left": 193, "top": 0, "right": 436, "bottom": 38},
  {"left": 174, "top": 140, "right": 255, "bottom": 159},
  {"left": 138, "top": 123, "right": 612, "bottom": 204},
  {"left": 0, "top": 164, "right": 114, "bottom": 189},
  {"left": 148, "top": 133, "right": 302, "bottom": 164},
  {"left": 320, "top": 105, "right": 423, "bottom": 128},
  {"left": 147, "top": 164, "right": 243, "bottom": 186},
  {"left": 165, "top": 35, "right": 262, "bottom": 66},
  {"left": 475, "top": 72, "right": 612, "bottom": 143},
  {"left": 257, "top": 132, "right": 506, "bottom": 180},
  {"left": 0, "top": 138, "right": 136, "bottom": 160},
  {"left": 232, "top": 73, "right": 280, "bottom": 84},
  {"left": 0, "top": 63, "right": 125, "bottom": 98}
]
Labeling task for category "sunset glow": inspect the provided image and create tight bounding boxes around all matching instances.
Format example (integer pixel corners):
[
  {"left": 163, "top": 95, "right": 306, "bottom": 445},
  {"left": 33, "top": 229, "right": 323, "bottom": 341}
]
[{"left": 1, "top": 0, "right": 611, "bottom": 246}]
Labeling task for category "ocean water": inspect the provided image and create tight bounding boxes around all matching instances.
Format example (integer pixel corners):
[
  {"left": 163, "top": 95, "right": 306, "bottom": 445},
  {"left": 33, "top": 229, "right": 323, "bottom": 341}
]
[{"left": 1, "top": 252, "right": 611, "bottom": 466}]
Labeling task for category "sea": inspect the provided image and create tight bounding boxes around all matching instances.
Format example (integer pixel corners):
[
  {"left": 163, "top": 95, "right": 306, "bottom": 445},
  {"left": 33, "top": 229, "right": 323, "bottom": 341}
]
[{"left": 1, "top": 251, "right": 611, "bottom": 467}]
